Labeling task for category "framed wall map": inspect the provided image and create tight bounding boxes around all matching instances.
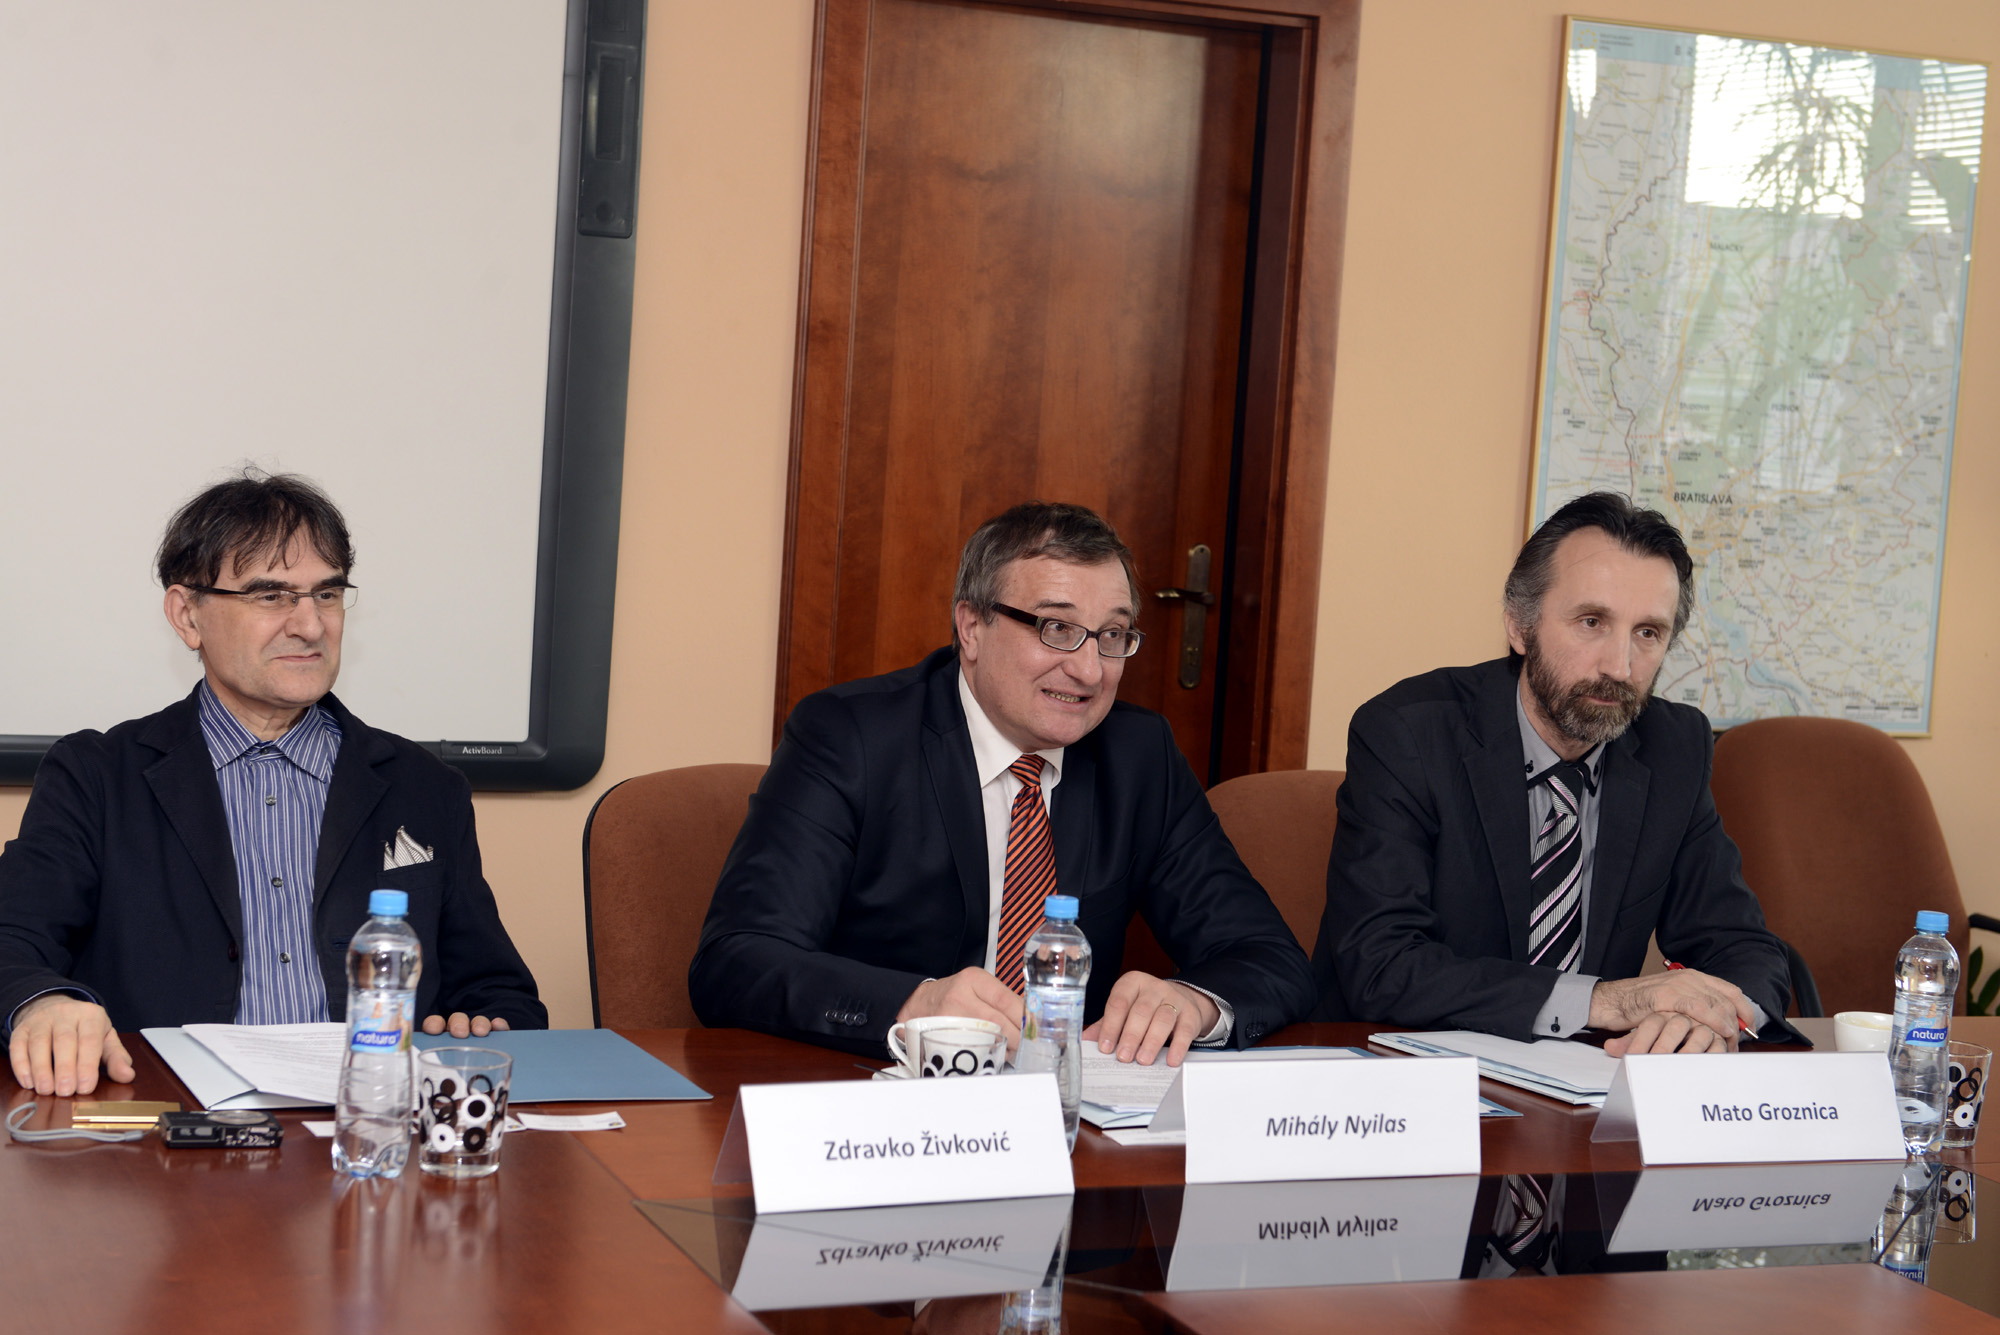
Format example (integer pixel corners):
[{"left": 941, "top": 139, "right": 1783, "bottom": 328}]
[{"left": 1529, "top": 18, "right": 1986, "bottom": 732}]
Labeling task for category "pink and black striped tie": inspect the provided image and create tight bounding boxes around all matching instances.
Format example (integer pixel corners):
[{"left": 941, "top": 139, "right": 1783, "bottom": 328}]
[
  {"left": 1526, "top": 760, "right": 1590, "bottom": 972},
  {"left": 994, "top": 755, "right": 1058, "bottom": 994}
]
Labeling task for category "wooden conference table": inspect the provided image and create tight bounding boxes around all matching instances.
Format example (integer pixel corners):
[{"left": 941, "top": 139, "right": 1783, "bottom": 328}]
[{"left": 5, "top": 1018, "right": 1998, "bottom": 1335}]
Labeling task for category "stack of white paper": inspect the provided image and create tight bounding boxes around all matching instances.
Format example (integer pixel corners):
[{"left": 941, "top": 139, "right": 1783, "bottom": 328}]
[
  {"left": 143, "top": 1022, "right": 346, "bottom": 1109},
  {"left": 1370, "top": 1031, "right": 1617, "bottom": 1106},
  {"left": 1078, "top": 1045, "right": 1180, "bottom": 1129}
]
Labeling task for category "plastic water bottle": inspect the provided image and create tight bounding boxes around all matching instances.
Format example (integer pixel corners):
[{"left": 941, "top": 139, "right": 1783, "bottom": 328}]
[
  {"left": 333, "top": 889, "right": 422, "bottom": 1178},
  {"left": 1017, "top": 894, "right": 1091, "bottom": 1151},
  {"left": 1890, "top": 909, "right": 1959, "bottom": 1155}
]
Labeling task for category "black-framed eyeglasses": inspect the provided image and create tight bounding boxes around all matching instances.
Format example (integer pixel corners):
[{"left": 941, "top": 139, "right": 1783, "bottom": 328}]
[
  {"left": 991, "top": 602, "right": 1144, "bottom": 658},
  {"left": 186, "top": 584, "right": 358, "bottom": 614}
]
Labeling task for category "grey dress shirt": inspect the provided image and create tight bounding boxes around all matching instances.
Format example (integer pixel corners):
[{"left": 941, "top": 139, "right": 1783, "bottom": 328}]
[{"left": 1522, "top": 690, "right": 1770, "bottom": 1038}]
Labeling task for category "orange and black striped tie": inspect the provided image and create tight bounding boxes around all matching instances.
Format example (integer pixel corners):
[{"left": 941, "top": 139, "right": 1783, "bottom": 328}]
[{"left": 994, "top": 754, "right": 1058, "bottom": 994}]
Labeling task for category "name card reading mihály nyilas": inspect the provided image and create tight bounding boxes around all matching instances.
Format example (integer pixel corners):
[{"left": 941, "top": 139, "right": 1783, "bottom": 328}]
[
  {"left": 1161, "top": 1176, "right": 1481, "bottom": 1290},
  {"left": 1152, "top": 1052, "right": 1481, "bottom": 1183},
  {"left": 737, "top": 1073, "right": 1074, "bottom": 1213},
  {"left": 1590, "top": 1052, "right": 1904, "bottom": 1164}
]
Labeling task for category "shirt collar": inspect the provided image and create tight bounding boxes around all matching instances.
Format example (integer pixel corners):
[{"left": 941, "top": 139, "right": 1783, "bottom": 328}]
[
  {"left": 197, "top": 680, "right": 341, "bottom": 783},
  {"left": 957, "top": 666, "right": 1064, "bottom": 788},
  {"left": 1514, "top": 680, "right": 1601, "bottom": 790}
]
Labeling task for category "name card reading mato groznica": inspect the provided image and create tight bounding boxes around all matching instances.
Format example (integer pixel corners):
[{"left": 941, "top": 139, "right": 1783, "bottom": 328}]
[
  {"left": 1152, "top": 1051, "right": 1481, "bottom": 1183},
  {"left": 733, "top": 1073, "right": 1074, "bottom": 1213},
  {"left": 1590, "top": 1052, "right": 1904, "bottom": 1164}
]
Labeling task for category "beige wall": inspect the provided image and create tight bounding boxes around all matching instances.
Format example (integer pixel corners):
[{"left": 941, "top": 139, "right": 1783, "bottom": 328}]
[
  {"left": 1308, "top": 0, "right": 2000, "bottom": 918},
  {"left": 2, "top": 0, "right": 1995, "bottom": 1026}
]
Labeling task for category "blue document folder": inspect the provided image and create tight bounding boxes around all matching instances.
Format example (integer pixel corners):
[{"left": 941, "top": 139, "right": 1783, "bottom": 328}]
[{"left": 412, "top": 1028, "right": 709, "bottom": 1103}]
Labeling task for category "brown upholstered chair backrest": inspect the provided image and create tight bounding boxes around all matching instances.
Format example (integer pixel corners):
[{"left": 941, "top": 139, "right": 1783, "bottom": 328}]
[
  {"left": 582, "top": 763, "right": 766, "bottom": 1028},
  {"left": 1121, "top": 768, "right": 1342, "bottom": 974},
  {"left": 1207, "top": 769, "right": 1342, "bottom": 953},
  {"left": 1710, "top": 718, "right": 1966, "bottom": 1015}
]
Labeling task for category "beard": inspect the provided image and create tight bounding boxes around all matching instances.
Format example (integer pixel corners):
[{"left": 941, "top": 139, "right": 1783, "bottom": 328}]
[{"left": 1522, "top": 629, "right": 1655, "bottom": 749}]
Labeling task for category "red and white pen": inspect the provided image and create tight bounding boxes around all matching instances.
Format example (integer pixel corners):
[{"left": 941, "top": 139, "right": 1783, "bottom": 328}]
[{"left": 1663, "top": 960, "right": 1757, "bottom": 1039}]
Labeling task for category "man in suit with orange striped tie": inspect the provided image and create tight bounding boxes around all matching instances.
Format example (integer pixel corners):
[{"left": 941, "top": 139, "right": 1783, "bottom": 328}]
[{"left": 690, "top": 503, "right": 1315, "bottom": 1064}]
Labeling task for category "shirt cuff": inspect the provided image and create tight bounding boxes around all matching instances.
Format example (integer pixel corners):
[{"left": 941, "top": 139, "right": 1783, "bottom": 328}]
[
  {"left": 1532, "top": 973, "right": 1599, "bottom": 1039},
  {"left": 1176, "top": 982, "right": 1234, "bottom": 1046},
  {"left": 1747, "top": 998, "right": 1771, "bottom": 1036},
  {"left": 5, "top": 986, "right": 100, "bottom": 1038}
]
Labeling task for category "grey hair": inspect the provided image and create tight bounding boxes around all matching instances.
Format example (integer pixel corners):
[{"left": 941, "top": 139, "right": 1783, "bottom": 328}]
[
  {"left": 950, "top": 502, "right": 1140, "bottom": 648},
  {"left": 1504, "top": 491, "right": 1696, "bottom": 662}
]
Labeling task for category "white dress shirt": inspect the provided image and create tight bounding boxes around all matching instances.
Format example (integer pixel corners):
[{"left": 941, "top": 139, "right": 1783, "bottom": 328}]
[{"left": 957, "top": 668, "right": 1230, "bottom": 1043}]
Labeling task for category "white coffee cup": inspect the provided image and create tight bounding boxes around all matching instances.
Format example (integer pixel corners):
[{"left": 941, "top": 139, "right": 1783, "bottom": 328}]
[
  {"left": 917, "top": 1026, "right": 1005, "bottom": 1078},
  {"left": 1834, "top": 1010, "right": 1893, "bottom": 1052},
  {"left": 887, "top": 1015, "right": 1003, "bottom": 1076}
]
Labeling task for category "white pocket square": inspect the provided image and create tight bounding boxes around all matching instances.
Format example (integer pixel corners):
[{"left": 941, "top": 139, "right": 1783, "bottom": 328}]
[{"left": 383, "top": 826, "right": 434, "bottom": 871}]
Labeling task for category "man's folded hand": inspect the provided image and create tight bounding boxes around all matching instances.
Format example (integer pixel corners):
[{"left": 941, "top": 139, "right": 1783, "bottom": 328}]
[{"left": 1591, "top": 970, "right": 1751, "bottom": 1056}]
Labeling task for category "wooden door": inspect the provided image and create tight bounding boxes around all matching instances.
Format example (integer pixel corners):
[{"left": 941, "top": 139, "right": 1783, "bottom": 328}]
[{"left": 780, "top": 0, "right": 1356, "bottom": 780}]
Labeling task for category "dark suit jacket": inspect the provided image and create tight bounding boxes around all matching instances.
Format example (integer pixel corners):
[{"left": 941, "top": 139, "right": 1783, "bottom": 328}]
[
  {"left": 0, "top": 688, "right": 546, "bottom": 1031},
  {"left": 1314, "top": 657, "right": 1795, "bottom": 1040},
  {"left": 689, "top": 648, "right": 1317, "bottom": 1056}
]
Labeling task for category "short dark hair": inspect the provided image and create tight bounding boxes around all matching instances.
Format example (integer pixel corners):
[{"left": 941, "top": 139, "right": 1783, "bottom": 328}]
[
  {"left": 1504, "top": 491, "right": 1695, "bottom": 658},
  {"left": 156, "top": 469, "right": 355, "bottom": 591},
  {"left": 951, "top": 502, "right": 1140, "bottom": 647}
]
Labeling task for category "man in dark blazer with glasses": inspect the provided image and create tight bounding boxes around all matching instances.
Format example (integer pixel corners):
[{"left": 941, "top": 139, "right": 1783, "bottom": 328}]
[
  {"left": 0, "top": 471, "right": 545, "bottom": 1098},
  {"left": 691, "top": 502, "right": 1315, "bottom": 1064}
]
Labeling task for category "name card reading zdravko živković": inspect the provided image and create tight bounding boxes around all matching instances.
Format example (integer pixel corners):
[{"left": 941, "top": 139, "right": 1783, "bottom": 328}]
[
  {"left": 1151, "top": 1051, "right": 1481, "bottom": 1183},
  {"left": 1590, "top": 1052, "right": 1903, "bottom": 1164},
  {"left": 734, "top": 1073, "right": 1074, "bottom": 1213}
]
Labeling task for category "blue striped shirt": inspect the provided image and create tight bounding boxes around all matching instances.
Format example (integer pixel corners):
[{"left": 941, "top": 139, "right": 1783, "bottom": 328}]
[{"left": 197, "top": 683, "right": 343, "bottom": 1025}]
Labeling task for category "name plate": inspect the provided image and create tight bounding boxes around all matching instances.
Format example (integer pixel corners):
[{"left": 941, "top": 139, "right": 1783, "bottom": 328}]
[
  {"left": 1600, "top": 1160, "right": 1904, "bottom": 1253},
  {"left": 1153, "top": 1053, "right": 1480, "bottom": 1183},
  {"left": 728, "top": 1194, "right": 1073, "bottom": 1311},
  {"left": 1590, "top": 1052, "right": 1903, "bottom": 1163},
  {"left": 1159, "top": 1176, "right": 1480, "bottom": 1290},
  {"left": 737, "top": 1073, "right": 1074, "bottom": 1213}
]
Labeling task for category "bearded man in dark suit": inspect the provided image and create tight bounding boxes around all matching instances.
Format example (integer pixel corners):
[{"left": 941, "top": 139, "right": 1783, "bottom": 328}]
[{"left": 1316, "top": 492, "right": 1799, "bottom": 1055}]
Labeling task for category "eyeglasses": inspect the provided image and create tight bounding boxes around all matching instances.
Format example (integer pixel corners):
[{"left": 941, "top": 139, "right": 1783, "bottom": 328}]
[
  {"left": 186, "top": 584, "right": 358, "bottom": 614},
  {"left": 991, "top": 602, "right": 1144, "bottom": 658}
]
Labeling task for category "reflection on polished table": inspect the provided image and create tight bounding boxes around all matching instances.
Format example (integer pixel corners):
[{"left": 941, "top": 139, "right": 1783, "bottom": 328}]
[{"left": 5, "top": 1019, "right": 1999, "bottom": 1333}]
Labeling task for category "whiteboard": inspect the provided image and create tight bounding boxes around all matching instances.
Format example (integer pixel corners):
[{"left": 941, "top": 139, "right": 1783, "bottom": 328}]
[{"left": 0, "top": 0, "right": 638, "bottom": 787}]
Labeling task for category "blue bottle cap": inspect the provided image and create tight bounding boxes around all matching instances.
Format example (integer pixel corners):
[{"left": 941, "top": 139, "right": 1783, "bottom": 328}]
[
  {"left": 1915, "top": 910, "right": 1950, "bottom": 934},
  {"left": 370, "top": 889, "right": 409, "bottom": 918},
  {"left": 1043, "top": 894, "right": 1079, "bottom": 921}
]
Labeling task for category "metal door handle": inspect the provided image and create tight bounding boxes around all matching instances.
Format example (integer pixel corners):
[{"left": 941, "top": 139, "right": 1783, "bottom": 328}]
[{"left": 1152, "top": 544, "right": 1212, "bottom": 689}]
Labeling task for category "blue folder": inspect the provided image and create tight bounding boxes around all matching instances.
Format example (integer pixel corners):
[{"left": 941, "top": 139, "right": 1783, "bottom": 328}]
[{"left": 411, "top": 1028, "right": 709, "bottom": 1103}]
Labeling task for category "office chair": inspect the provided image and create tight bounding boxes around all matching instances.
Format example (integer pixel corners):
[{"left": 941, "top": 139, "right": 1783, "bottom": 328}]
[
  {"left": 581, "top": 763, "right": 766, "bottom": 1028},
  {"left": 1122, "top": 769, "right": 1341, "bottom": 976},
  {"left": 1711, "top": 717, "right": 1968, "bottom": 1016}
]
